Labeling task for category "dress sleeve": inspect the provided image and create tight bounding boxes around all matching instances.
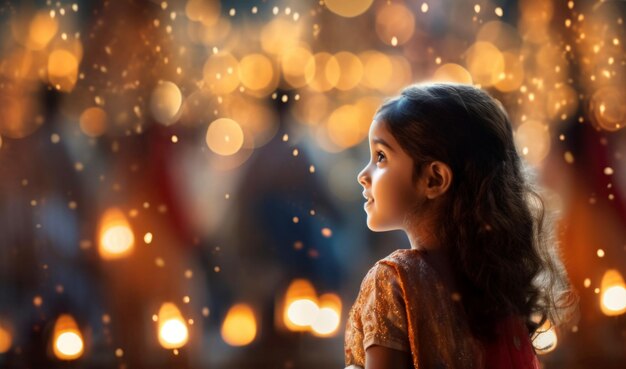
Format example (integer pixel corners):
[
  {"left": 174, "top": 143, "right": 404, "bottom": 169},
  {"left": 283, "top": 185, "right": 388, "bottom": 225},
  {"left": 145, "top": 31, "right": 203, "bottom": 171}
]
[{"left": 359, "top": 262, "right": 410, "bottom": 353}]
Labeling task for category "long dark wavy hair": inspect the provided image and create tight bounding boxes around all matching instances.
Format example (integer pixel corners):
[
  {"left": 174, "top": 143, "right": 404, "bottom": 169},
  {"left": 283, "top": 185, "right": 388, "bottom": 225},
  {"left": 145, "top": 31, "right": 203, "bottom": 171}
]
[{"left": 374, "top": 83, "right": 580, "bottom": 344}]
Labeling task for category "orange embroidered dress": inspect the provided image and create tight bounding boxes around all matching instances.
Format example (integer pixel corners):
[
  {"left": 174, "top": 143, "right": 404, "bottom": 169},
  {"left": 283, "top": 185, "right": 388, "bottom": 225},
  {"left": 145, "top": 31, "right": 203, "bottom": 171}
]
[{"left": 344, "top": 248, "right": 540, "bottom": 369}]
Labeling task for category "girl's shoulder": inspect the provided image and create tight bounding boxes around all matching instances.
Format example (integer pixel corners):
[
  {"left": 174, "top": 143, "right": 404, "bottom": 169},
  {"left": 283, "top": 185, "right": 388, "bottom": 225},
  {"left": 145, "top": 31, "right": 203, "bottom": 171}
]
[
  {"left": 380, "top": 248, "right": 431, "bottom": 271},
  {"left": 358, "top": 249, "right": 430, "bottom": 289},
  {"left": 376, "top": 248, "right": 456, "bottom": 292}
]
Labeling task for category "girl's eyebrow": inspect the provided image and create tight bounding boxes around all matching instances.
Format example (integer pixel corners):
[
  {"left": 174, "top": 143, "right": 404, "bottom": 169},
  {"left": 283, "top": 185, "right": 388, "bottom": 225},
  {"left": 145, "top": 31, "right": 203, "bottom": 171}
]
[{"left": 372, "top": 137, "right": 396, "bottom": 152}]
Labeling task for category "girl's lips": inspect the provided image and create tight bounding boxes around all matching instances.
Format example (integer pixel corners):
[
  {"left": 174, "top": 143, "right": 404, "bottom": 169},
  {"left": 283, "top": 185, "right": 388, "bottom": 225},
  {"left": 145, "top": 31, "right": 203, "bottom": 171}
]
[{"left": 364, "top": 198, "right": 374, "bottom": 209}]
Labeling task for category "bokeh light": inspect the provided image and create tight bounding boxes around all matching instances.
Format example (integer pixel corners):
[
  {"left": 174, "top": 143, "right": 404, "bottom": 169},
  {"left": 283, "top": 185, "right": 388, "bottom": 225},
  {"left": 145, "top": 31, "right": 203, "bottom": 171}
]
[
  {"left": 21, "top": 11, "right": 58, "bottom": 50},
  {"left": 600, "top": 269, "right": 626, "bottom": 316},
  {"left": 79, "top": 107, "right": 107, "bottom": 137},
  {"left": 205, "top": 118, "right": 244, "bottom": 156},
  {"left": 465, "top": 42, "right": 505, "bottom": 87},
  {"left": 325, "top": 0, "right": 374, "bottom": 18},
  {"left": 221, "top": 303, "right": 257, "bottom": 346},
  {"left": 98, "top": 207, "right": 135, "bottom": 260},
  {"left": 150, "top": 81, "right": 183, "bottom": 126},
  {"left": 0, "top": 322, "right": 12, "bottom": 354},
  {"left": 157, "top": 302, "right": 189, "bottom": 349},
  {"left": 203, "top": 51, "right": 240, "bottom": 94},
  {"left": 52, "top": 315, "right": 84, "bottom": 360},
  {"left": 0, "top": 0, "right": 624, "bottom": 367},
  {"left": 238, "top": 53, "right": 275, "bottom": 93},
  {"left": 514, "top": 120, "right": 551, "bottom": 165},
  {"left": 311, "top": 293, "right": 342, "bottom": 337},
  {"left": 375, "top": 3, "right": 415, "bottom": 46}
]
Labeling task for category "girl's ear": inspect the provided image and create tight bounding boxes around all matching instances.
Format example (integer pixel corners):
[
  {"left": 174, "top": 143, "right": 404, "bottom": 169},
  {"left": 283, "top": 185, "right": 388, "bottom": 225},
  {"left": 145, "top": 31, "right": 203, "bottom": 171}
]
[{"left": 424, "top": 161, "right": 453, "bottom": 199}]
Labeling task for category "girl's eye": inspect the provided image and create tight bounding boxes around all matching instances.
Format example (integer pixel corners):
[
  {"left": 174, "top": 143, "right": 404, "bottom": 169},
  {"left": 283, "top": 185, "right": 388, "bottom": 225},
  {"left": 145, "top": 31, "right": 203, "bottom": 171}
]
[{"left": 376, "top": 151, "right": 385, "bottom": 163}]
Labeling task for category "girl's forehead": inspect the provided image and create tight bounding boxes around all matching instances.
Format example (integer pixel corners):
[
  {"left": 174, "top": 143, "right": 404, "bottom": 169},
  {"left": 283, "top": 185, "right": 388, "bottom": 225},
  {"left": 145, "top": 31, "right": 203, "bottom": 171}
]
[
  {"left": 369, "top": 119, "right": 389, "bottom": 137},
  {"left": 368, "top": 120, "right": 398, "bottom": 152},
  {"left": 369, "top": 119, "right": 394, "bottom": 142}
]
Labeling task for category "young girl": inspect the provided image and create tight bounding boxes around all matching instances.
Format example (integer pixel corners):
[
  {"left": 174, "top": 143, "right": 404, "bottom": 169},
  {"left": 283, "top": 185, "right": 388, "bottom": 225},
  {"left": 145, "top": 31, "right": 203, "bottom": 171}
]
[{"left": 344, "top": 83, "right": 579, "bottom": 369}]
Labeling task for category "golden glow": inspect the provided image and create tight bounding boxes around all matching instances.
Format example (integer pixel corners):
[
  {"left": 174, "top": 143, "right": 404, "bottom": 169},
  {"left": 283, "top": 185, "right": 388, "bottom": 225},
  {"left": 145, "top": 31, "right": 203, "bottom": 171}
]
[
  {"left": 518, "top": 0, "right": 553, "bottom": 44},
  {"left": 311, "top": 307, "right": 339, "bottom": 334},
  {"left": 205, "top": 118, "right": 244, "bottom": 156},
  {"left": 531, "top": 319, "right": 557, "bottom": 354},
  {"left": 311, "top": 293, "right": 342, "bottom": 336},
  {"left": 464, "top": 42, "right": 505, "bottom": 87},
  {"left": 287, "top": 299, "right": 319, "bottom": 327},
  {"left": 238, "top": 54, "right": 274, "bottom": 91},
  {"left": 282, "top": 279, "right": 318, "bottom": 331},
  {"left": 326, "top": 105, "right": 363, "bottom": 149},
  {"left": 384, "top": 55, "right": 413, "bottom": 94},
  {"left": 292, "top": 91, "right": 329, "bottom": 125},
  {"left": 334, "top": 51, "right": 363, "bottom": 91},
  {"left": 546, "top": 84, "right": 578, "bottom": 122},
  {"left": 600, "top": 269, "right": 626, "bottom": 316},
  {"left": 359, "top": 51, "right": 392, "bottom": 90},
  {"left": 0, "top": 322, "right": 12, "bottom": 354},
  {"left": 281, "top": 46, "right": 316, "bottom": 88},
  {"left": 221, "top": 303, "right": 257, "bottom": 346},
  {"left": 27, "top": 11, "right": 58, "bottom": 50},
  {"left": 476, "top": 21, "right": 522, "bottom": 52},
  {"left": 494, "top": 51, "right": 524, "bottom": 92},
  {"left": 185, "top": 0, "right": 220, "bottom": 26},
  {"left": 48, "top": 49, "right": 79, "bottom": 92},
  {"left": 432, "top": 63, "right": 473, "bottom": 84},
  {"left": 203, "top": 52, "right": 239, "bottom": 94},
  {"left": 308, "top": 52, "right": 340, "bottom": 92},
  {"left": 224, "top": 96, "right": 278, "bottom": 149},
  {"left": 79, "top": 107, "right": 107, "bottom": 137},
  {"left": 98, "top": 207, "right": 134, "bottom": 260},
  {"left": 325, "top": 0, "right": 374, "bottom": 18},
  {"left": 52, "top": 315, "right": 84, "bottom": 360},
  {"left": 375, "top": 3, "right": 415, "bottom": 46},
  {"left": 326, "top": 97, "right": 379, "bottom": 148},
  {"left": 514, "top": 120, "right": 550, "bottom": 165},
  {"left": 589, "top": 86, "right": 625, "bottom": 132},
  {"left": 0, "top": 95, "right": 40, "bottom": 139},
  {"left": 190, "top": 16, "right": 231, "bottom": 45},
  {"left": 150, "top": 81, "right": 183, "bottom": 126},
  {"left": 261, "top": 18, "right": 302, "bottom": 55},
  {"left": 158, "top": 302, "right": 189, "bottom": 349}
]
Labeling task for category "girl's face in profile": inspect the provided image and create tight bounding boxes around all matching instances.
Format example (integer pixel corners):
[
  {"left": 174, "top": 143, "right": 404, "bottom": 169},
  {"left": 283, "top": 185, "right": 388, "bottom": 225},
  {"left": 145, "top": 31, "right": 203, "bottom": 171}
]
[{"left": 357, "top": 119, "right": 424, "bottom": 232}]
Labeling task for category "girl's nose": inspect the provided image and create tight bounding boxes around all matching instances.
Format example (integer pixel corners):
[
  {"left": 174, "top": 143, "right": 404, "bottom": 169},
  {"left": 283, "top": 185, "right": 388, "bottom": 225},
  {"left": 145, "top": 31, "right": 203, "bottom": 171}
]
[{"left": 357, "top": 166, "right": 369, "bottom": 187}]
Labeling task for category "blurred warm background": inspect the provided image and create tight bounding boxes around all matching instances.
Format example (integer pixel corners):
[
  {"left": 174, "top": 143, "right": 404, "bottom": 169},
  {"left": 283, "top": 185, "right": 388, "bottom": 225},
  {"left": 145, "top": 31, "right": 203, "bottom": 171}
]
[{"left": 0, "top": 0, "right": 624, "bottom": 368}]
